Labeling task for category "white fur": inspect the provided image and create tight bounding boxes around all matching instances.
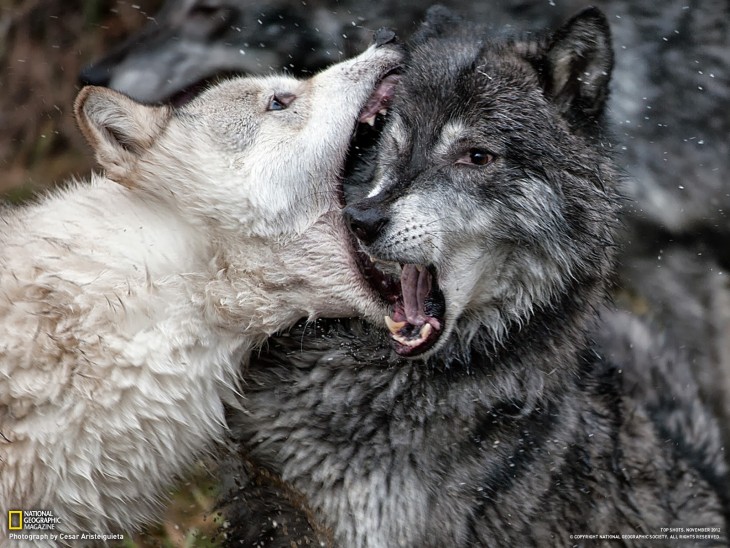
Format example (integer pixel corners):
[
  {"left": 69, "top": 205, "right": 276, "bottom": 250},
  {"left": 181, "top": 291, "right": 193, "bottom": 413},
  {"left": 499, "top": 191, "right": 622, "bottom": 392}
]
[{"left": 0, "top": 44, "right": 398, "bottom": 540}]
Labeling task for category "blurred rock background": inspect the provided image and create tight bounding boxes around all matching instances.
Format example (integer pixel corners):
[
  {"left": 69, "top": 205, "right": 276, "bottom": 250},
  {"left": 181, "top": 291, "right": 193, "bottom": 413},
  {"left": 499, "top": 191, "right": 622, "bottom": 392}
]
[{"left": 0, "top": 1, "right": 160, "bottom": 199}]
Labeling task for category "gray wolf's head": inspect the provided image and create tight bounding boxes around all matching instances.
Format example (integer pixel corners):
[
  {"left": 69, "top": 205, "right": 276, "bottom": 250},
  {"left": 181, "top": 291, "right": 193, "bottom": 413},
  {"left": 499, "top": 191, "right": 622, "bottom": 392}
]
[
  {"left": 344, "top": 8, "right": 621, "bottom": 359},
  {"left": 74, "top": 38, "right": 401, "bottom": 323}
]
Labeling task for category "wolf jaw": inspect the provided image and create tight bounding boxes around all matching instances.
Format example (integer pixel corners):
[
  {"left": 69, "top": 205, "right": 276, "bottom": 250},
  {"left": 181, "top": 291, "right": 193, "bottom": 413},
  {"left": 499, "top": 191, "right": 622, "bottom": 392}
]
[
  {"left": 348, "top": 251, "right": 446, "bottom": 356},
  {"left": 345, "top": 74, "right": 448, "bottom": 357},
  {"left": 341, "top": 71, "right": 400, "bottom": 204}
]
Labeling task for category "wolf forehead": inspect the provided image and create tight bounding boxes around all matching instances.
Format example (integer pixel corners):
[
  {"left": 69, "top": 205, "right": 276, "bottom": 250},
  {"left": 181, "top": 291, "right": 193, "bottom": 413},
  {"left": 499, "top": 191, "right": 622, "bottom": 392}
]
[
  {"left": 398, "top": 41, "right": 555, "bottom": 138},
  {"left": 383, "top": 33, "right": 611, "bottom": 182},
  {"left": 175, "top": 75, "right": 311, "bottom": 140}
]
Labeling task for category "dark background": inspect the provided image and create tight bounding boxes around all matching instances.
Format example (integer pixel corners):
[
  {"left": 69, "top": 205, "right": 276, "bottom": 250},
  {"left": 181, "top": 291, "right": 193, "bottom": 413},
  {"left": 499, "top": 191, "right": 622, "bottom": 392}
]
[{"left": 0, "top": 1, "right": 162, "bottom": 199}]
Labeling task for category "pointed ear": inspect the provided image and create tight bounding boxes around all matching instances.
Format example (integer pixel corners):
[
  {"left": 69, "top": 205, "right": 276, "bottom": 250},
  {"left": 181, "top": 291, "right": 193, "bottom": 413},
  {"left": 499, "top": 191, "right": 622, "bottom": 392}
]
[
  {"left": 543, "top": 7, "right": 613, "bottom": 128},
  {"left": 74, "top": 86, "right": 171, "bottom": 185},
  {"left": 410, "top": 5, "right": 462, "bottom": 47}
]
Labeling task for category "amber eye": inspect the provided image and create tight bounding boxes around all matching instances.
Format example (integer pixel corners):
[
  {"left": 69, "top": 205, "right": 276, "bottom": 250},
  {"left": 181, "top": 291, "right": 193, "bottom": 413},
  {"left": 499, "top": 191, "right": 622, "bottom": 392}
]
[
  {"left": 457, "top": 148, "right": 495, "bottom": 166},
  {"left": 267, "top": 93, "right": 295, "bottom": 111}
]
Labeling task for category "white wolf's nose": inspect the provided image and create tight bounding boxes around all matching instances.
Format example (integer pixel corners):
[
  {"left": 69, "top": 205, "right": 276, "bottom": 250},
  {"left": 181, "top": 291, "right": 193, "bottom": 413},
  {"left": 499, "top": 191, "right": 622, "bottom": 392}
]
[{"left": 373, "top": 28, "right": 397, "bottom": 47}]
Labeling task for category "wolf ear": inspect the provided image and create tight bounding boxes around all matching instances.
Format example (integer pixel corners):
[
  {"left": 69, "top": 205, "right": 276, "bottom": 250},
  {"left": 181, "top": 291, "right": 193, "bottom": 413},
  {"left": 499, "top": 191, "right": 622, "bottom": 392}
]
[
  {"left": 410, "top": 5, "right": 462, "bottom": 46},
  {"left": 74, "top": 86, "right": 171, "bottom": 185},
  {"left": 543, "top": 7, "right": 613, "bottom": 128}
]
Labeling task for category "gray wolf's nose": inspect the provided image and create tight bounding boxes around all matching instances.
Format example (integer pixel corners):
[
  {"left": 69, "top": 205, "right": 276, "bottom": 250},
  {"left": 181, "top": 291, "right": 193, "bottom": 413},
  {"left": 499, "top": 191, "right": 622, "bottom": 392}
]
[
  {"left": 344, "top": 202, "right": 390, "bottom": 245},
  {"left": 373, "top": 28, "right": 397, "bottom": 47}
]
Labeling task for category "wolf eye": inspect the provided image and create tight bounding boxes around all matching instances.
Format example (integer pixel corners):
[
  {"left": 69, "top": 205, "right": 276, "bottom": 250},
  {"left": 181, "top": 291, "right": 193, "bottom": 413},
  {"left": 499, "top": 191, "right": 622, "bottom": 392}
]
[
  {"left": 457, "top": 148, "right": 495, "bottom": 166},
  {"left": 267, "top": 93, "right": 295, "bottom": 111}
]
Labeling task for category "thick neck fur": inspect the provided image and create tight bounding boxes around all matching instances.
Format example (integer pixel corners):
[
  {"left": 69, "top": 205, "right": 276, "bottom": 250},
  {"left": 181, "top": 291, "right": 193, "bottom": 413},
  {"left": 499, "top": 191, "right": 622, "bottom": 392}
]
[
  {"left": 0, "top": 174, "right": 334, "bottom": 536},
  {"left": 13, "top": 175, "right": 353, "bottom": 339},
  {"left": 232, "top": 262, "right": 726, "bottom": 546},
  {"left": 204, "top": 210, "right": 369, "bottom": 335}
]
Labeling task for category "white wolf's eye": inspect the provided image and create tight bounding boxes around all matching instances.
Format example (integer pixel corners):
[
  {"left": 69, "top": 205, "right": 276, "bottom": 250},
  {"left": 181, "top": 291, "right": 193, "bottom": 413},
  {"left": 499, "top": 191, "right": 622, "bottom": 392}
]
[
  {"left": 456, "top": 148, "right": 495, "bottom": 167},
  {"left": 267, "top": 93, "right": 296, "bottom": 111}
]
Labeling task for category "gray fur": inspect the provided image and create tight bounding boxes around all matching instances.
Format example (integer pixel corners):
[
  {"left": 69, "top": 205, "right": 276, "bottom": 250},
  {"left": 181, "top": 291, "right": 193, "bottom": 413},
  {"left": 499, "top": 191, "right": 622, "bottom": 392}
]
[{"left": 222, "top": 9, "right": 729, "bottom": 547}]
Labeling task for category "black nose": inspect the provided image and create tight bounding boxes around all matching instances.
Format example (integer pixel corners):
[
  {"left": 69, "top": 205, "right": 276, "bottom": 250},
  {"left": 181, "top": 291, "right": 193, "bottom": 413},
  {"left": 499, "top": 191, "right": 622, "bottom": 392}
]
[
  {"left": 344, "top": 203, "right": 389, "bottom": 245},
  {"left": 373, "top": 27, "right": 397, "bottom": 47}
]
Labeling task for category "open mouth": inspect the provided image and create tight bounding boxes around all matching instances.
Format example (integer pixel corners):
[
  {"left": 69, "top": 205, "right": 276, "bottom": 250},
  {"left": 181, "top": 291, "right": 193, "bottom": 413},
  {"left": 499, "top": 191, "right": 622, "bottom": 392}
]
[
  {"left": 339, "top": 72, "right": 400, "bottom": 203},
  {"left": 353, "top": 254, "right": 446, "bottom": 357}
]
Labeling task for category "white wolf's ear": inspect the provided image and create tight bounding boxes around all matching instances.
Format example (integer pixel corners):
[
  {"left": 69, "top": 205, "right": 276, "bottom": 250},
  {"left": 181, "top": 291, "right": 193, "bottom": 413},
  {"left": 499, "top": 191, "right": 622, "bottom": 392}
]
[
  {"left": 74, "top": 86, "right": 171, "bottom": 185},
  {"left": 543, "top": 7, "right": 613, "bottom": 128}
]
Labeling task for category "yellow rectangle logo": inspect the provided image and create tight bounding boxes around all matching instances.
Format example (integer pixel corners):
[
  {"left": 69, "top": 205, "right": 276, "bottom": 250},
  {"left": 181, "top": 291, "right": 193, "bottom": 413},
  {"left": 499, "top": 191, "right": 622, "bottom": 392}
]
[{"left": 8, "top": 510, "right": 23, "bottom": 530}]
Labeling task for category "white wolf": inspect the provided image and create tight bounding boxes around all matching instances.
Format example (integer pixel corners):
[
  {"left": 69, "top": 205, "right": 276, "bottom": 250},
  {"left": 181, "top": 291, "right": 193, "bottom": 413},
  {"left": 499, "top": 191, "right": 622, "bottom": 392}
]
[{"left": 0, "top": 39, "right": 399, "bottom": 540}]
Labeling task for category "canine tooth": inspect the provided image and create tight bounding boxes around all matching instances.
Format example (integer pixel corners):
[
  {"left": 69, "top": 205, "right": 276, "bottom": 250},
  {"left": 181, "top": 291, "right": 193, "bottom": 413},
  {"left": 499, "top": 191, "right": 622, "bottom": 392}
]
[
  {"left": 385, "top": 315, "right": 407, "bottom": 334},
  {"left": 419, "top": 323, "right": 433, "bottom": 339},
  {"left": 366, "top": 116, "right": 376, "bottom": 126},
  {"left": 379, "top": 108, "right": 388, "bottom": 116}
]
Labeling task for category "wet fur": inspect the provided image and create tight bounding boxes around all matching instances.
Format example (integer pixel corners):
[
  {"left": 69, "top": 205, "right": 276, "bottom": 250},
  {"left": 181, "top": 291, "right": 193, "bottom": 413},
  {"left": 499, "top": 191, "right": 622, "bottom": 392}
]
[{"left": 0, "top": 45, "right": 398, "bottom": 540}]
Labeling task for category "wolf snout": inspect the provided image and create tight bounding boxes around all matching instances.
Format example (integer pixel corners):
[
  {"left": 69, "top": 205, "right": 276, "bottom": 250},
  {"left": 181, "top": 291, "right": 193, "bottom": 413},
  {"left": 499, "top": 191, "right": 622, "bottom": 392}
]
[{"left": 344, "top": 202, "right": 389, "bottom": 245}]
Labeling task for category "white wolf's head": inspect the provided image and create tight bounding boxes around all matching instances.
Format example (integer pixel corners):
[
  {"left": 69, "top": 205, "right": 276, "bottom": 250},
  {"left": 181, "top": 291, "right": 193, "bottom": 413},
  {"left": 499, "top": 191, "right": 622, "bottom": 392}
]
[{"left": 75, "top": 38, "right": 402, "bottom": 327}]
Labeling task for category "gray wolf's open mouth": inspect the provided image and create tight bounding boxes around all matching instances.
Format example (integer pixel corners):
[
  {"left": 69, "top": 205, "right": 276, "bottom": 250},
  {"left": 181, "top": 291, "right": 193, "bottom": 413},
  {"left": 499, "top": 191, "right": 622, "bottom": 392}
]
[
  {"left": 353, "top": 253, "right": 446, "bottom": 357},
  {"left": 339, "top": 66, "right": 446, "bottom": 357}
]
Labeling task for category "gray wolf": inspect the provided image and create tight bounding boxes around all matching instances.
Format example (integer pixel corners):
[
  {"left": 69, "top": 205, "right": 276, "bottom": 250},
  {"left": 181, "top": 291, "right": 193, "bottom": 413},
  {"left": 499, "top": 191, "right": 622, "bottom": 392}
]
[
  {"left": 223, "top": 7, "right": 730, "bottom": 546},
  {"left": 0, "top": 38, "right": 400, "bottom": 540}
]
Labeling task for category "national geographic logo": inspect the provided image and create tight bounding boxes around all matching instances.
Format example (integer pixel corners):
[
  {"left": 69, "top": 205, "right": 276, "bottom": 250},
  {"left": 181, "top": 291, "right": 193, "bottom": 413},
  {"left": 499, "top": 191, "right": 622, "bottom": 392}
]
[
  {"left": 7, "top": 510, "right": 22, "bottom": 530},
  {"left": 6, "top": 509, "right": 60, "bottom": 531},
  {"left": 4, "top": 509, "right": 124, "bottom": 543},
  {"left": 5, "top": 510, "right": 124, "bottom": 542}
]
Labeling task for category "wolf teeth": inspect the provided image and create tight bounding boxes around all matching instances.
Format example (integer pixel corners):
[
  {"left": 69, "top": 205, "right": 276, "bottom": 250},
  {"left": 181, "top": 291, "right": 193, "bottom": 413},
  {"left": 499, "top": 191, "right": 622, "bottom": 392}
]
[
  {"left": 392, "top": 333, "right": 418, "bottom": 347},
  {"left": 385, "top": 315, "right": 407, "bottom": 334},
  {"left": 387, "top": 320, "right": 434, "bottom": 346}
]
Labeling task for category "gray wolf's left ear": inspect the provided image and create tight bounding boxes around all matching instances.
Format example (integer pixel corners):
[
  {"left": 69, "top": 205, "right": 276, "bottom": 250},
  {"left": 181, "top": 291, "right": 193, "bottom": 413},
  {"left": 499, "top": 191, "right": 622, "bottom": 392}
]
[
  {"left": 543, "top": 7, "right": 613, "bottom": 127},
  {"left": 74, "top": 86, "right": 171, "bottom": 184}
]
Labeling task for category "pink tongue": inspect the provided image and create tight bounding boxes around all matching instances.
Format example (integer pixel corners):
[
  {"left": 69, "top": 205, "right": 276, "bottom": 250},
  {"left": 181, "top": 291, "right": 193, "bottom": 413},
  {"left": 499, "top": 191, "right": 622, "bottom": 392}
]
[
  {"left": 358, "top": 74, "right": 400, "bottom": 122},
  {"left": 401, "top": 264, "right": 431, "bottom": 326}
]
